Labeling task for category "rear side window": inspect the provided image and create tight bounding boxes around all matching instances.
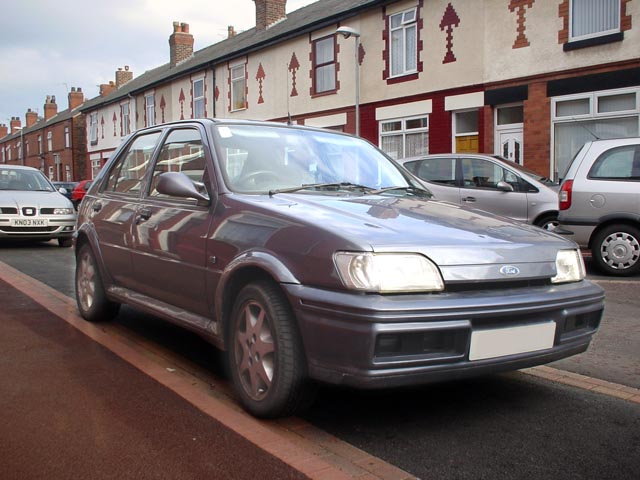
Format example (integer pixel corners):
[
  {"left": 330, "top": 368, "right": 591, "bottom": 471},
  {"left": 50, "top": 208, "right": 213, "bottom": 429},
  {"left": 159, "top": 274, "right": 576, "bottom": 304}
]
[
  {"left": 104, "top": 133, "right": 161, "bottom": 194},
  {"left": 588, "top": 145, "right": 639, "bottom": 180},
  {"left": 407, "top": 158, "right": 456, "bottom": 186}
]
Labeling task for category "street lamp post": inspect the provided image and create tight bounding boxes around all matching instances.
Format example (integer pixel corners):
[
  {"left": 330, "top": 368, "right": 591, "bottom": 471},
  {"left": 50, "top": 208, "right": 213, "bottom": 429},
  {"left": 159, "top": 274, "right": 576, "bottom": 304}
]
[{"left": 336, "top": 26, "right": 361, "bottom": 137}]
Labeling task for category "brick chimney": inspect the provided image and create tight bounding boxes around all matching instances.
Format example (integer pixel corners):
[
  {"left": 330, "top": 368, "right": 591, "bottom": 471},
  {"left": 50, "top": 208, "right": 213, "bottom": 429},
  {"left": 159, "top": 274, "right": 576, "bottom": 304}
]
[
  {"left": 44, "top": 95, "right": 58, "bottom": 121},
  {"left": 100, "top": 81, "right": 116, "bottom": 97},
  {"left": 228, "top": 25, "right": 236, "bottom": 38},
  {"left": 25, "top": 108, "right": 38, "bottom": 128},
  {"left": 169, "top": 22, "right": 194, "bottom": 67},
  {"left": 10, "top": 116, "right": 21, "bottom": 133},
  {"left": 115, "top": 66, "right": 133, "bottom": 89},
  {"left": 68, "top": 87, "right": 84, "bottom": 110},
  {"left": 0, "top": 124, "right": 8, "bottom": 138},
  {"left": 254, "top": 0, "right": 287, "bottom": 31}
]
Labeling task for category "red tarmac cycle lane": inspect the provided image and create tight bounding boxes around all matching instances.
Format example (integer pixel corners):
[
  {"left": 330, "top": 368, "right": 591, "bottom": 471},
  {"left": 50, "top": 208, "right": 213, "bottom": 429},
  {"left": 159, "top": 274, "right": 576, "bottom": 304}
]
[{"left": 0, "top": 279, "right": 307, "bottom": 480}]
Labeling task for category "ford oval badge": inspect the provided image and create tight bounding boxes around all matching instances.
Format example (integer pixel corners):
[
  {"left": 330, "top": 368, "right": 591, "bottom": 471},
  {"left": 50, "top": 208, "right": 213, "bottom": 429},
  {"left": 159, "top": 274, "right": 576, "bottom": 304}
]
[{"left": 500, "top": 265, "right": 520, "bottom": 277}]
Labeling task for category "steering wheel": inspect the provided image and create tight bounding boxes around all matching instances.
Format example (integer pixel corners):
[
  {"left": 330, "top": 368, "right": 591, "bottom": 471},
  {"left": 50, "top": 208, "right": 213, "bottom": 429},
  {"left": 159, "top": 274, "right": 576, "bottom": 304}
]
[{"left": 235, "top": 170, "right": 282, "bottom": 189}]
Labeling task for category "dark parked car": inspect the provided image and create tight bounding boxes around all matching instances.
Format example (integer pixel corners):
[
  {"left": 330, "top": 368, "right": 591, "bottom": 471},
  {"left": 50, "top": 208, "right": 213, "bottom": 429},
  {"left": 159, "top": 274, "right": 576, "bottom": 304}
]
[
  {"left": 53, "top": 181, "right": 78, "bottom": 201},
  {"left": 74, "top": 119, "right": 604, "bottom": 418},
  {"left": 71, "top": 179, "right": 92, "bottom": 208}
]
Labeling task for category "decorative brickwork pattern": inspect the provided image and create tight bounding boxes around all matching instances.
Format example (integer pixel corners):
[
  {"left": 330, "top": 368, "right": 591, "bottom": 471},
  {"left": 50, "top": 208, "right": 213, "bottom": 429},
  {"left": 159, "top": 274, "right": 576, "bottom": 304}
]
[
  {"left": 288, "top": 53, "right": 300, "bottom": 97},
  {"left": 179, "top": 89, "right": 186, "bottom": 120},
  {"left": 256, "top": 64, "right": 266, "bottom": 104},
  {"left": 440, "top": 3, "right": 460, "bottom": 64},
  {"left": 160, "top": 96, "right": 166, "bottom": 123},
  {"left": 509, "top": 0, "right": 534, "bottom": 49}
]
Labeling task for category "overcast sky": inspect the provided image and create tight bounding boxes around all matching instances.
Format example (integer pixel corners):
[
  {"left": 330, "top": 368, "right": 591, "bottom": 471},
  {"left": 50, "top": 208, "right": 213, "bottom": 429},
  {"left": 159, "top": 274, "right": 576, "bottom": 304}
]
[{"left": 0, "top": 0, "right": 317, "bottom": 128}]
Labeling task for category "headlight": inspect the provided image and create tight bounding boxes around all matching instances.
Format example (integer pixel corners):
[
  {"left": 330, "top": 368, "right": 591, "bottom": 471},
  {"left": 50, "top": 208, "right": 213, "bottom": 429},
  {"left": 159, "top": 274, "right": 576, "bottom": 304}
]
[
  {"left": 53, "top": 208, "right": 74, "bottom": 215},
  {"left": 551, "top": 249, "right": 585, "bottom": 284},
  {"left": 333, "top": 252, "right": 444, "bottom": 293}
]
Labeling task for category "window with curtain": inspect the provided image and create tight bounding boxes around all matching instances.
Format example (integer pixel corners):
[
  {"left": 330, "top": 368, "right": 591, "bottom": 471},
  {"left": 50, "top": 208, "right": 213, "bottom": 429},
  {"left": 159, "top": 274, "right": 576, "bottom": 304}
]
[
  {"left": 89, "top": 114, "right": 98, "bottom": 144},
  {"left": 146, "top": 94, "right": 155, "bottom": 126},
  {"left": 121, "top": 103, "right": 131, "bottom": 136},
  {"left": 313, "top": 36, "right": 336, "bottom": 94},
  {"left": 570, "top": 0, "right": 620, "bottom": 40},
  {"left": 231, "top": 65, "right": 246, "bottom": 111},
  {"left": 379, "top": 116, "right": 429, "bottom": 160},
  {"left": 193, "top": 79, "right": 205, "bottom": 117},
  {"left": 390, "top": 8, "right": 417, "bottom": 77},
  {"left": 64, "top": 126, "right": 70, "bottom": 148},
  {"left": 47, "top": 131, "right": 52, "bottom": 151},
  {"left": 552, "top": 88, "right": 639, "bottom": 179}
]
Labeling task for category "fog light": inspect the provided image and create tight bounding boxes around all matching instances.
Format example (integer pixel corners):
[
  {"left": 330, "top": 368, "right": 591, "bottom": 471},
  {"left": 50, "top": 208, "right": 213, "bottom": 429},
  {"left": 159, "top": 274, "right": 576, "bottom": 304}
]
[{"left": 376, "top": 334, "right": 402, "bottom": 357}]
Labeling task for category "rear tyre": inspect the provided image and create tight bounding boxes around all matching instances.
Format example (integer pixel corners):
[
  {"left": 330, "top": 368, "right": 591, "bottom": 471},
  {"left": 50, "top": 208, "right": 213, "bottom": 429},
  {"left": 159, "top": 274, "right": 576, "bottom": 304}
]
[
  {"left": 534, "top": 213, "right": 559, "bottom": 232},
  {"left": 227, "top": 280, "right": 316, "bottom": 418},
  {"left": 591, "top": 224, "right": 640, "bottom": 276},
  {"left": 75, "top": 244, "right": 120, "bottom": 322}
]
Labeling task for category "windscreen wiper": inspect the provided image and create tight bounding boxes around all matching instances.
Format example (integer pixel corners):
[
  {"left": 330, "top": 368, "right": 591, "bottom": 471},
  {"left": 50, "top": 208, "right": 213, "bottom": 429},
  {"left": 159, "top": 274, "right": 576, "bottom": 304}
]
[
  {"left": 269, "top": 182, "right": 374, "bottom": 196},
  {"left": 366, "top": 185, "right": 433, "bottom": 197}
]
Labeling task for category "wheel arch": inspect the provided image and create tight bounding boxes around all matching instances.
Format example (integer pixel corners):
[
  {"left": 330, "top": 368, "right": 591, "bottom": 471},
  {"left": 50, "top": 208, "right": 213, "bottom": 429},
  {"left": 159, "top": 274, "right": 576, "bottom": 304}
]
[
  {"left": 215, "top": 252, "right": 301, "bottom": 350},
  {"left": 588, "top": 217, "right": 640, "bottom": 250}
]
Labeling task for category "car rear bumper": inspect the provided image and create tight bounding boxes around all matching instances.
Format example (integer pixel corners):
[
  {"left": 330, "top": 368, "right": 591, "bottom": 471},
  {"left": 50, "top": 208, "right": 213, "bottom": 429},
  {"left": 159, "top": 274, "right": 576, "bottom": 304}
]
[
  {"left": 554, "top": 223, "right": 595, "bottom": 248},
  {"left": 284, "top": 281, "right": 604, "bottom": 388}
]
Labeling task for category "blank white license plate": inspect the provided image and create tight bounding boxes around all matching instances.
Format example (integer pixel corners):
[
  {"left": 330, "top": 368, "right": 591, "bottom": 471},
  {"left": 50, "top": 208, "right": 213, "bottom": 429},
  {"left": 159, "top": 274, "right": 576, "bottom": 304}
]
[
  {"left": 11, "top": 218, "right": 48, "bottom": 227},
  {"left": 469, "top": 322, "right": 556, "bottom": 361}
]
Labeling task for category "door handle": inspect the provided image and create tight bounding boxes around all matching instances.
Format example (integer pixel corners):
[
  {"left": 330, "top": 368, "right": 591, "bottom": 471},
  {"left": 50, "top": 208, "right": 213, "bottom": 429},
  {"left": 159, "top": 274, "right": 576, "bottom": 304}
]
[
  {"left": 135, "top": 208, "right": 152, "bottom": 224},
  {"left": 462, "top": 197, "right": 477, "bottom": 203},
  {"left": 92, "top": 202, "right": 102, "bottom": 212}
]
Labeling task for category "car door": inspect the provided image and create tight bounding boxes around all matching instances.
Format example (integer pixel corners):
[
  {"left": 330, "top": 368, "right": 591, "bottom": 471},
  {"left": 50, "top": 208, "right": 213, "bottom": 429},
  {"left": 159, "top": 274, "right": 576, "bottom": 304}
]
[
  {"left": 91, "top": 131, "right": 162, "bottom": 289},
  {"left": 129, "top": 126, "right": 214, "bottom": 324},
  {"left": 459, "top": 157, "right": 528, "bottom": 222},
  {"left": 403, "top": 157, "right": 460, "bottom": 203}
]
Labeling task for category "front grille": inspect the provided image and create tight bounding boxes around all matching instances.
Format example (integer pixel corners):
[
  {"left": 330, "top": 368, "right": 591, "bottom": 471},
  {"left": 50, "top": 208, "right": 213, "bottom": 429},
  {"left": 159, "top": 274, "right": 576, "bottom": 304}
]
[
  {"left": 0, "top": 226, "right": 58, "bottom": 233},
  {"left": 445, "top": 278, "right": 551, "bottom": 293},
  {"left": 0, "top": 207, "right": 18, "bottom": 214},
  {"left": 40, "top": 208, "right": 55, "bottom": 214}
]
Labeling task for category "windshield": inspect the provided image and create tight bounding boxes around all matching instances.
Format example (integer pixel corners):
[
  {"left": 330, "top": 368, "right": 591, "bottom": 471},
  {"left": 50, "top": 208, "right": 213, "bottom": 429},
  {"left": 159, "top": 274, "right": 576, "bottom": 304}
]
[
  {"left": 0, "top": 168, "right": 55, "bottom": 192},
  {"left": 214, "top": 125, "right": 413, "bottom": 194}
]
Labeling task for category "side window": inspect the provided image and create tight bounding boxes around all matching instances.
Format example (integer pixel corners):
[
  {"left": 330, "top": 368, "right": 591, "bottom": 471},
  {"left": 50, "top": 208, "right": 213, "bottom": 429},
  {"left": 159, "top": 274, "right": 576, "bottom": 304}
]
[
  {"left": 104, "top": 132, "right": 161, "bottom": 195},
  {"left": 409, "top": 158, "right": 456, "bottom": 186},
  {"left": 461, "top": 158, "right": 502, "bottom": 189},
  {"left": 589, "top": 145, "right": 636, "bottom": 180},
  {"left": 150, "top": 128, "right": 206, "bottom": 197}
]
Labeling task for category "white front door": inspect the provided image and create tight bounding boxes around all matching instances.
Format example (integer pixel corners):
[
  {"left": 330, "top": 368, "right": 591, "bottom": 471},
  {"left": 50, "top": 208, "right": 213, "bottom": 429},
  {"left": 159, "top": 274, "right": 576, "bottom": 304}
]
[{"left": 498, "top": 129, "right": 523, "bottom": 165}]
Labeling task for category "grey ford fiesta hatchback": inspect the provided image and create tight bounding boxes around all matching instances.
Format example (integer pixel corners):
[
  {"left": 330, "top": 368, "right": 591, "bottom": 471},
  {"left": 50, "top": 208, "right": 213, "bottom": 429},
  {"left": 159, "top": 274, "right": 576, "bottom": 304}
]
[{"left": 74, "top": 119, "right": 604, "bottom": 418}]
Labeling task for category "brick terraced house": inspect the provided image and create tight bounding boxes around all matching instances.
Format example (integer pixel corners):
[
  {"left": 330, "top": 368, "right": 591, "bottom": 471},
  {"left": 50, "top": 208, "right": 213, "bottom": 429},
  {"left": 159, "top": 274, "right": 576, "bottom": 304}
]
[{"left": 4, "top": 0, "right": 638, "bottom": 182}]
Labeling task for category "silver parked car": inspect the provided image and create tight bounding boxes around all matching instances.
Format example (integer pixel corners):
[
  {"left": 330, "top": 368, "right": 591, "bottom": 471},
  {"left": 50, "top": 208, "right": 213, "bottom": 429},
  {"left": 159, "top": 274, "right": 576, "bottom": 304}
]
[
  {"left": 399, "top": 154, "right": 559, "bottom": 230},
  {"left": 557, "top": 137, "right": 640, "bottom": 276},
  {"left": 0, "top": 165, "right": 76, "bottom": 247},
  {"left": 75, "top": 119, "right": 603, "bottom": 418}
]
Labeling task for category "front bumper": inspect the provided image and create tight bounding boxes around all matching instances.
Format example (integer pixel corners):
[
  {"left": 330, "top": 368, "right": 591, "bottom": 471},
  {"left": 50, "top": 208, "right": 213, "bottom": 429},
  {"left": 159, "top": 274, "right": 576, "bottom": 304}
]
[
  {"left": 0, "top": 215, "right": 76, "bottom": 240},
  {"left": 284, "top": 280, "right": 604, "bottom": 388}
]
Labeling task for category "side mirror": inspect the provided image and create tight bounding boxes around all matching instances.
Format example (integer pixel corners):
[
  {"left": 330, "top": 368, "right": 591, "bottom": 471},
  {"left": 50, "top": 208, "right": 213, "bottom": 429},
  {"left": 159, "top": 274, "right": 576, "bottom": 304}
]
[
  {"left": 58, "top": 187, "right": 68, "bottom": 194},
  {"left": 156, "top": 172, "right": 210, "bottom": 204},
  {"left": 496, "top": 181, "right": 515, "bottom": 192}
]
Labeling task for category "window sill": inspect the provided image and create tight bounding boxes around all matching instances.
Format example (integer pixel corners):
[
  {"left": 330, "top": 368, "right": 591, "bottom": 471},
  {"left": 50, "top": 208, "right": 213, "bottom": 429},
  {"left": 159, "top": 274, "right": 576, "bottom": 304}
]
[
  {"left": 311, "top": 89, "right": 337, "bottom": 99},
  {"left": 386, "top": 72, "right": 419, "bottom": 85},
  {"left": 563, "top": 32, "right": 623, "bottom": 51}
]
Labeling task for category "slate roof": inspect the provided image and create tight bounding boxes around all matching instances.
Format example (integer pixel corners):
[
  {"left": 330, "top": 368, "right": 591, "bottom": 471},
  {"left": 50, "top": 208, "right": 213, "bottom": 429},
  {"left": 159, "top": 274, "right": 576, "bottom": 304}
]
[
  {"left": 80, "top": 0, "right": 391, "bottom": 113},
  {"left": 2, "top": 106, "right": 82, "bottom": 141}
]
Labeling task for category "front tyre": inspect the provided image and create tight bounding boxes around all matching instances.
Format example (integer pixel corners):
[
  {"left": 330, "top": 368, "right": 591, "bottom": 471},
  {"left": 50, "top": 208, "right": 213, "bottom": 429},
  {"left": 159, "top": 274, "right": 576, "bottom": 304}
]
[
  {"left": 75, "top": 244, "right": 120, "bottom": 322},
  {"left": 228, "top": 281, "right": 315, "bottom": 418},
  {"left": 591, "top": 224, "right": 640, "bottom": 276}
]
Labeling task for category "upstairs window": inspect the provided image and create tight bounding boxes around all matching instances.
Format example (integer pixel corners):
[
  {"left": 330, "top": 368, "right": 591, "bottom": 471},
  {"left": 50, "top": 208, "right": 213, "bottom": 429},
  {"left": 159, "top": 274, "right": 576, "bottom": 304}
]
[
  {"left": 47, "top": 131, "right": 53, "bottom": 151},
  {"left": 570, "top": 0, "right": 620, "bottom": 41},
  {"left": 64, "top": 126, "right": 70, "bottom": 148},
  {"left": 230, "top": 65, "right": 246, "bottom": 111},
  {"left": 38, "top": 135, "right": 43, "bottom": 154},
  {"left": 146, "top": 94, "right": 156, "bottom": 126},
  {"left": 89, "top": 113, "right": 98, "bottom": 144},
  {"left": 192, "top": 79, "right": 205, "bottom": 118},
  {"left": 121, "top": 103, "right": 131, "bottom": 136},
  {"left": 313, "top": 36, "right": 336, "bottom": 94},
  {"left": 390, "top": 8, "right": 417, "bottom": 77}
]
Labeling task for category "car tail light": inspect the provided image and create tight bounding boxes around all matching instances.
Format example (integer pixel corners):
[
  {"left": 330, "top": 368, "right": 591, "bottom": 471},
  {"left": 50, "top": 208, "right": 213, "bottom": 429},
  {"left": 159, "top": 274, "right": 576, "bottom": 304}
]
[{"left": 559, "top": 180, "right": 573, "bottom": 210}]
